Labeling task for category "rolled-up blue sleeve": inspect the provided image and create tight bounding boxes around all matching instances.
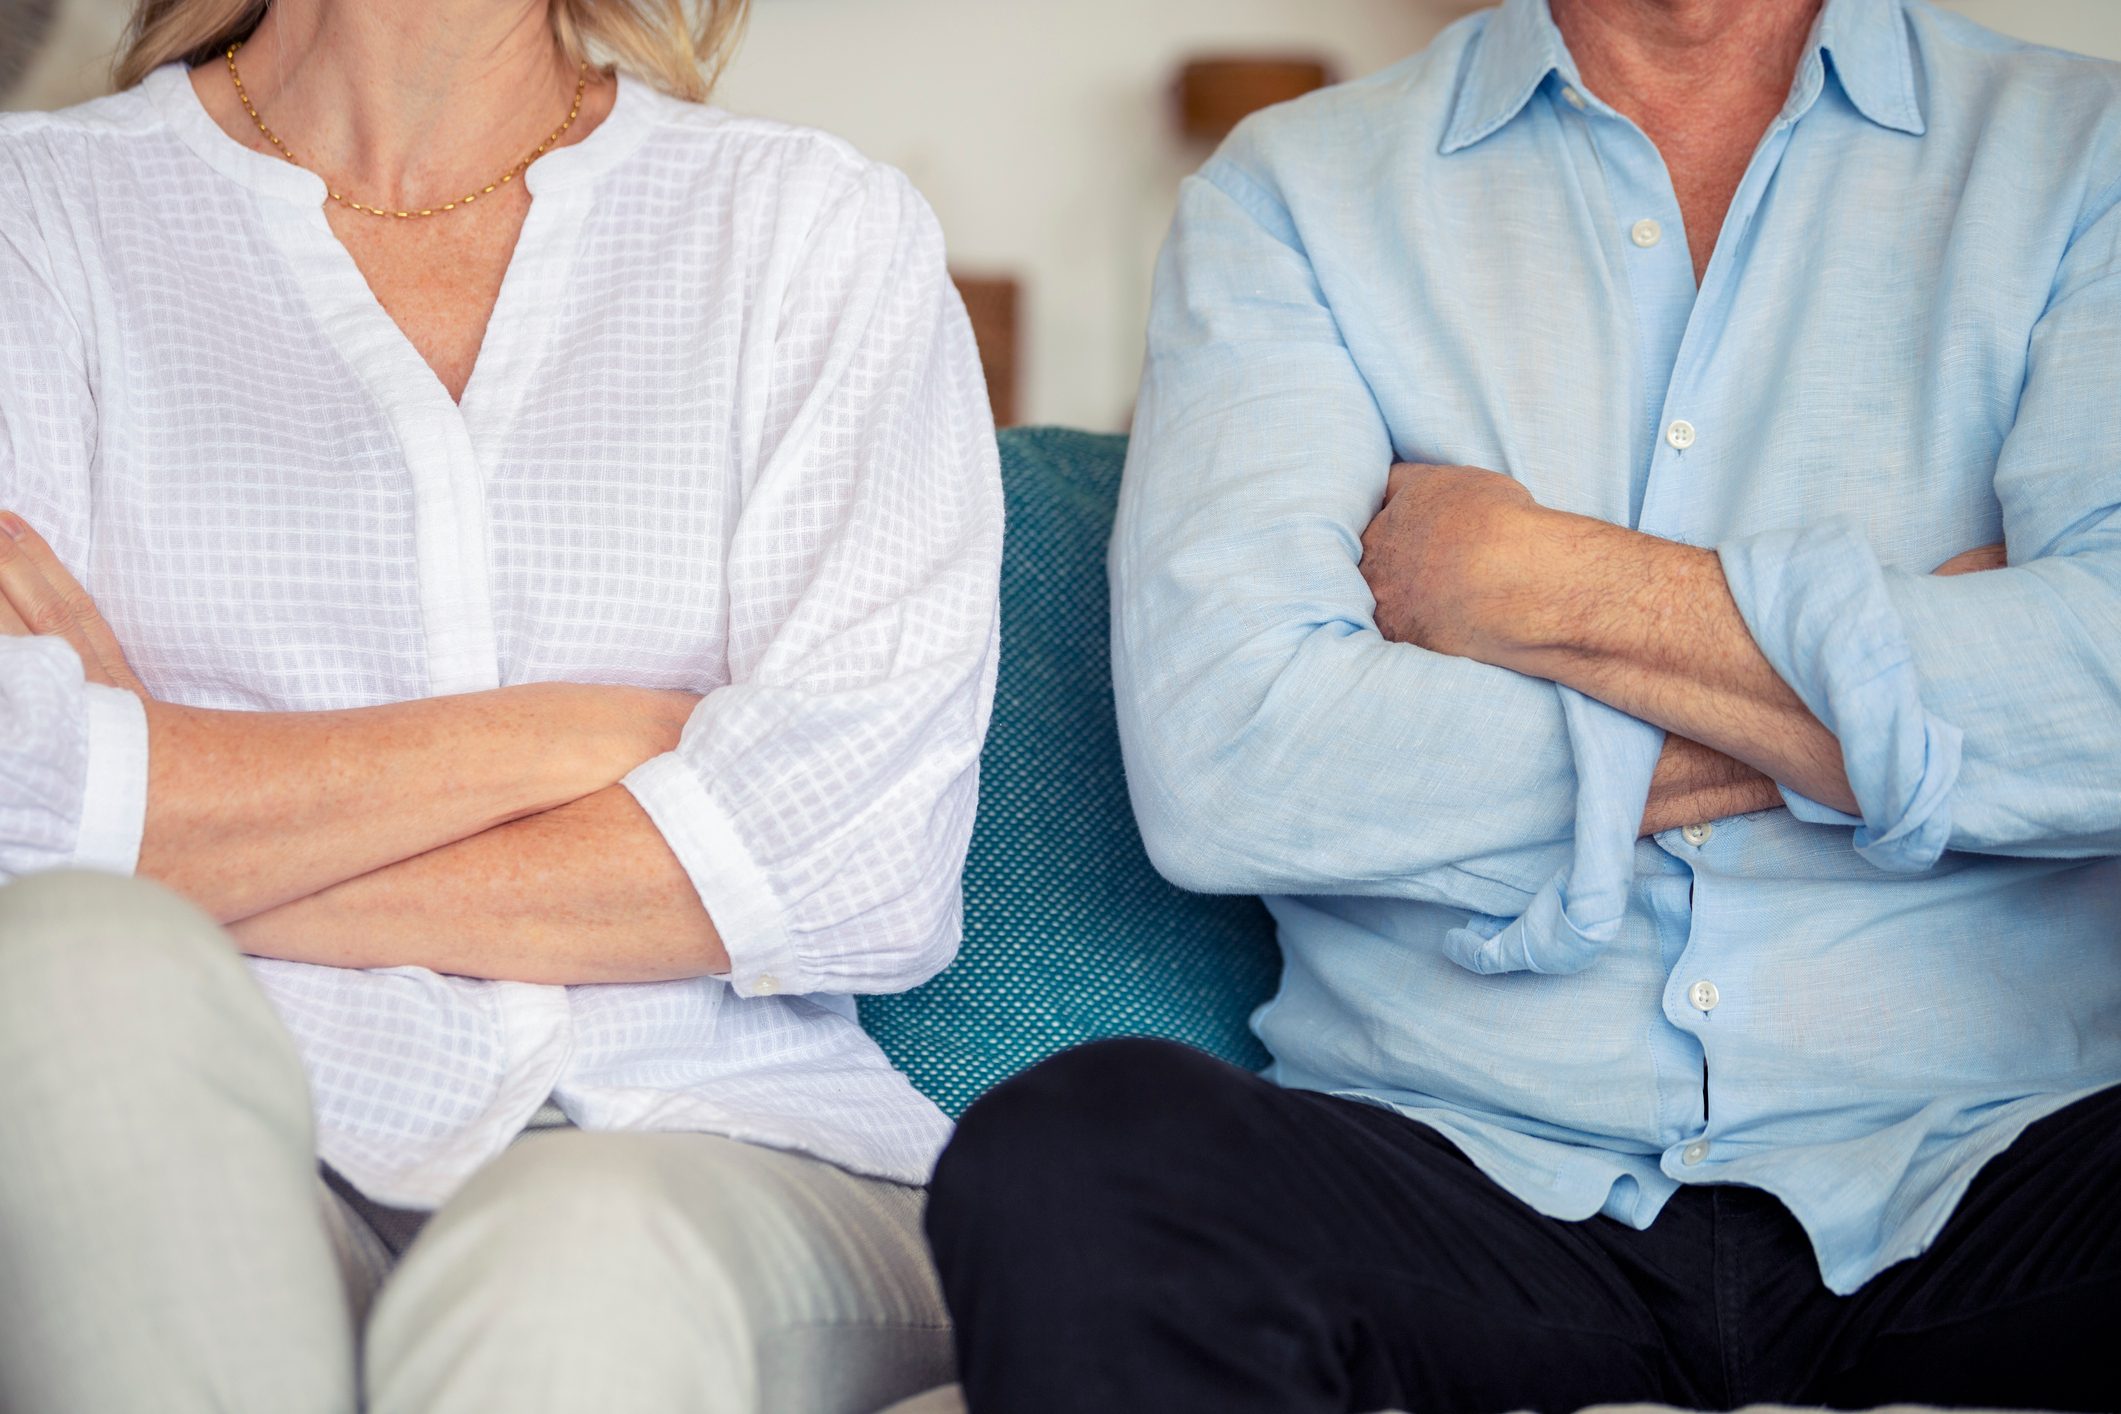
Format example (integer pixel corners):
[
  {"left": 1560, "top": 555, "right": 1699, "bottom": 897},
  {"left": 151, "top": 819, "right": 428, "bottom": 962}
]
[
  {"left": 1720, "top": 188, "right": 2121, "bottom": 866},
  {"left": 1114, "top": 155, "right": 1641, "bottom": 936}
]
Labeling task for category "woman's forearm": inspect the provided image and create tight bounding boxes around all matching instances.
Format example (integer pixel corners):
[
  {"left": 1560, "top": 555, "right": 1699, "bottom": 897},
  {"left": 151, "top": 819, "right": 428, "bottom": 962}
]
[
  {"left": 141, "top": 684, "right": 696, "bottom": 924},
  {"left": 228, "top": 784, "right": 728, "bottom": 984}
]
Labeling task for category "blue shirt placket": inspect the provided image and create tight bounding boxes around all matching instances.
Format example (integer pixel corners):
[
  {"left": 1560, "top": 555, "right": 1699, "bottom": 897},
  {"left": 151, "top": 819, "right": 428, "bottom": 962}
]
[{"left": 1552, "top": 51, "right": 1833, "bottom": 1192}]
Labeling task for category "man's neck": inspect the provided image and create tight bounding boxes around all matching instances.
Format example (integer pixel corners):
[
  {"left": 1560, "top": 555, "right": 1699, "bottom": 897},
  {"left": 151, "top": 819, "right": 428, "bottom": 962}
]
[
  {"left": 195, "top": 0, "right": 591, "bottom": 210},
  {"left": 1550, "top": 0, "right": 1823, "bottom": 135},
  {"left": 1550, "top": 0, "right": 1825, "bottom": 281}
]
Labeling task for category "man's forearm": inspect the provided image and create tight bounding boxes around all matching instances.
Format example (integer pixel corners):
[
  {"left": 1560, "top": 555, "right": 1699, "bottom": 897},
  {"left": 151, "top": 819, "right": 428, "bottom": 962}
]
[
  {"left": 1488, "top": 512, "right": 1859, "bottom": 813},
  {"left": 142, "top": 685, "right": 695, "bottom": 924},
  {"left": 229, "top": 784, "right": 729, "bottom": 984},
  {"left": 1641, "top": 733, "right": 1784, "bottom": 837}
]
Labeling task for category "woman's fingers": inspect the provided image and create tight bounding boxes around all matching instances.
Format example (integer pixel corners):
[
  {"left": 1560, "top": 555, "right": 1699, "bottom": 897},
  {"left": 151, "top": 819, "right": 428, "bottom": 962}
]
[
  {"left": 0, "top": 514, "right": 80, "bottom": 638},
  {"left": 0, "top": 511, "right": 142, "bottom": 691},
  {"left": 0, "top": 580, "right": 28, "bottom": 635},
  {"left": 3, "top": 514, "right": 141, "bottom": 690}
]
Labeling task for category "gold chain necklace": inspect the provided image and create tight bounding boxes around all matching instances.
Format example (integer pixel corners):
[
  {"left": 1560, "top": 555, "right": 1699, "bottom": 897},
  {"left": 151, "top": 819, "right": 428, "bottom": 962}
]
[{"left": 224, "top": 42, "right": 588, "bottom": 219}]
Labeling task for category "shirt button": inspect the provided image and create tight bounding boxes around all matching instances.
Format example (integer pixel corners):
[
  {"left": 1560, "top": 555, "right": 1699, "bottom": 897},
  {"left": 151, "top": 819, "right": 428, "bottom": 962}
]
[
  {"left": 1562, "top": 86, "right": 1586, "bottom": 110},
  {"left": 1681, "top": 821, "right": 1714, "bottom": 847},
  {"left": 1682, "top": 1141, "right": 1710, "bottom": 1166},
  {"left": 753, "top": 973, "right": 781, "bottom": 996},
  {"left": 1689, "top": 980, "right": 1722, "bottom": 1012},
  {"left": 1631, "top": 218, "right": 1663, "bottom": 248},
  {"left": 1666, "top": 419, "right": 1697, "bottom": 451}
]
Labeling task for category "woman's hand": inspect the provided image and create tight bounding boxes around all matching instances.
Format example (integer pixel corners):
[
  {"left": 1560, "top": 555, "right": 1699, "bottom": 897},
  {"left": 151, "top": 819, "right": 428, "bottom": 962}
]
[{"left": 0, "top": 511, "right": 145, "bottom": 695}]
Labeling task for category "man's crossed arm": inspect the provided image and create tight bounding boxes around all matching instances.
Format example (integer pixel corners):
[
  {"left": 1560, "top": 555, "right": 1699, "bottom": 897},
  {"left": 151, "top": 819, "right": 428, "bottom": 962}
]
[{"left": 1357, "top": 462, "right": 2002, "bottom": 836}]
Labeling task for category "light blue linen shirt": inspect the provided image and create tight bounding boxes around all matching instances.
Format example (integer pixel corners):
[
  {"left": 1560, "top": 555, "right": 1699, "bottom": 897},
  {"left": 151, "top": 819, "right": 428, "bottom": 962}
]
[{"left": 1112, "top": 0, "right": 2121, "bottom": 1295}]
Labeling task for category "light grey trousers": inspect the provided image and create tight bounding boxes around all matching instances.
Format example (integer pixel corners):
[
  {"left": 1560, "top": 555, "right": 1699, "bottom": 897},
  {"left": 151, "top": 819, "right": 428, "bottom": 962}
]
[{"left": 0, "top": 871, "right": 955, "bottom": 1414}]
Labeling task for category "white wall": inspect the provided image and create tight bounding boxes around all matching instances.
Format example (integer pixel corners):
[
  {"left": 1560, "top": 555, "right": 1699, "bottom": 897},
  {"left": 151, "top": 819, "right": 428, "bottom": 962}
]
[
  {"left": 716, "top": 0, "right": 1475, "bottom": 429},
  {"left": 1934, "top": 0, "right": 2121, "bottom": 56},
  {"left": 12, "top": 0, "right": 2121, "bottom": 427}
]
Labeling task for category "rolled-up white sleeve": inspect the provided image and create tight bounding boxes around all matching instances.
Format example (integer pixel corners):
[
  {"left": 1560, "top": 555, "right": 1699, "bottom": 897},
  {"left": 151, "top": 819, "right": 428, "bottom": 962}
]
[
  {"left": 0, "top": 640, "right": 148, "bottom": 880},
  {"left": 1, "top": 190, "right": 148, "bottom": 883},
  {"left": 625, "top": 160, "right": 1002, "bottom": 999}
]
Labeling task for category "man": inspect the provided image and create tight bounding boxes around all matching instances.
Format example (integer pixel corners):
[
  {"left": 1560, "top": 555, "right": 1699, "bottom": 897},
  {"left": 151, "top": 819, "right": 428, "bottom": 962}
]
[{"left": 923, "top": 1, "right": 2121, "bottom": 1410}]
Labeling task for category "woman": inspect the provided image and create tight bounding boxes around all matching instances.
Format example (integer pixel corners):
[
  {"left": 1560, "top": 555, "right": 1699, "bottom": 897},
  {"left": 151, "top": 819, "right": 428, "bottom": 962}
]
[{"left": 0, "top": 0, "right": 1000, "bottom": 1410}]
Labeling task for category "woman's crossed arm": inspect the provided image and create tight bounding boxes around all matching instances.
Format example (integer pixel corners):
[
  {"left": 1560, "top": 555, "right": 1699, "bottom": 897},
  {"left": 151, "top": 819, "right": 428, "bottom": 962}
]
[{"left": 0, "top": 511, "right": 698, "bottom": 933}]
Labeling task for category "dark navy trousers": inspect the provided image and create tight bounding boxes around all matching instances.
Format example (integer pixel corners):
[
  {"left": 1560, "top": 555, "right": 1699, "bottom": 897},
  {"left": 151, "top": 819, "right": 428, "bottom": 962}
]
[{"left": 927, "top": 1038, "right": 2120, "bottom": 1414}]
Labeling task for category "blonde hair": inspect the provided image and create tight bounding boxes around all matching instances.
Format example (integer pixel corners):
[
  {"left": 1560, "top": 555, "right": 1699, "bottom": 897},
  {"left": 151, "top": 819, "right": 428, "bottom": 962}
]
[{"left": 113, "top": 0, "right": 751, "bottom": 102}]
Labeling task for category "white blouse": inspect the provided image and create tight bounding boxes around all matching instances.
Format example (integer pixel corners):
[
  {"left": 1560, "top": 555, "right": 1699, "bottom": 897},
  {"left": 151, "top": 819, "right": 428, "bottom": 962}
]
[{"left": 0, "top": 66, "right": 1002, "bottom": 1204}]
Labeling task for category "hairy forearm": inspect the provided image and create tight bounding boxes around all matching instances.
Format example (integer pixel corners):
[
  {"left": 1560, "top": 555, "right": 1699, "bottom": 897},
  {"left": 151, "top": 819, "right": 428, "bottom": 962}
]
[
  {"left": 141, "top": 684, "right": 694, "bottom": 924},
  {"left": 1492, "top": 512, "right": 1858, "bottom": 814},
  {"left": 1641, "top": 733, "right": 1784, "bottom": 837},
  {"left": 228, "top": 784, "right": 727, "bottom": 984}
]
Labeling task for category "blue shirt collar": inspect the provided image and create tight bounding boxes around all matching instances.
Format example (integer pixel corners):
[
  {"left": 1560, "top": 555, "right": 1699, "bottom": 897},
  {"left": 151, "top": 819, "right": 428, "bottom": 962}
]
[{"left": 1440, "top": 0, "right": 1923, "bottom": 155}]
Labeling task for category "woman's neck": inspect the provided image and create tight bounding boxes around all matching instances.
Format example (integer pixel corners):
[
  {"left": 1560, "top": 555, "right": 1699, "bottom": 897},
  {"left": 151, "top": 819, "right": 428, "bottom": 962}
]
[{"left": 192, "top": 0, "right": 602, "bottom": 210}]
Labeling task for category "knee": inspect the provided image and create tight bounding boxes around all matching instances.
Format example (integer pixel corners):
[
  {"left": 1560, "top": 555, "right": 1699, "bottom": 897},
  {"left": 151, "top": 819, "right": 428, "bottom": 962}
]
[
  {"left": 0, "top": 871, "right": 256, "bottom": 1060},
  {"left": 930, "top": 1038, "right": 1247, "bottom": 1243},
  {"left": 425, "top": 1131, "right": 701, "bottom": 1270},
  {"left": 369, "top": 1135, "right": 788, "bottom": 1405},
  {"left": 380, "top": 1134, "right": 760, "bottom": 1335},
  {"left": 373, "top": 1136, "right": 949, "bottom": 1413}
]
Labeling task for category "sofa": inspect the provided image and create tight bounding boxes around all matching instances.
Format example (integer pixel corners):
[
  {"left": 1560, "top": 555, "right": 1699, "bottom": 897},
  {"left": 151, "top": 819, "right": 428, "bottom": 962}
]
[
  {"left": 860, "top": 428, "right": 2014, "bottom": 1414},
  {"left": 860, "top": 426, "right": 1281, "bottom": 1120}
]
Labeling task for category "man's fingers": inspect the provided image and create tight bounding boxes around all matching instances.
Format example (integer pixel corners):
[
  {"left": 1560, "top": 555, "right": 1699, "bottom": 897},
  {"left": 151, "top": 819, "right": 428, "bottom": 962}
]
[
  {"left": 1934, "top": 542, "right": 2007, "bottom": 577},
  {"left": 0, "top": 512, "right": 136, "bottom": 684}
]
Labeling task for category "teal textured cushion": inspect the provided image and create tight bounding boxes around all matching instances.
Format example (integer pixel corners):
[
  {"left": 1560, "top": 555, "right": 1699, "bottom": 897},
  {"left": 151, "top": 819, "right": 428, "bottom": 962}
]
[{"left": 860, "top": 427, "right": 1281, "bottom": 1117}]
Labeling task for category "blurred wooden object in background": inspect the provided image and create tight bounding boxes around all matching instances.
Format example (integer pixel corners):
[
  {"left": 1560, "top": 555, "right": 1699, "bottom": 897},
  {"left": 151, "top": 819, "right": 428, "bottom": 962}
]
[
  {"left": 951, "top": 272, "right": 1022, "bottom": 429},
  {"left": 1173, "top": 55, "right": 1337, "bottom": 144}
]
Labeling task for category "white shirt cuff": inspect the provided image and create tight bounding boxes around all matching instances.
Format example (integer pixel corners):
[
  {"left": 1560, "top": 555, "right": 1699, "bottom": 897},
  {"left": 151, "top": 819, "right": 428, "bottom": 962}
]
[
  {"left": 622, "top": 752, "right": 804, "bottom": 1000},
  {"left": 74, "top": 684, "right": 149, "bottom": 875}
]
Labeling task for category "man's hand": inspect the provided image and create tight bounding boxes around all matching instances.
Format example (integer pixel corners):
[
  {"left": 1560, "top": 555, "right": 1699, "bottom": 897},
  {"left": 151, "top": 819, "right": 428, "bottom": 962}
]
[
  {"left": 1358, "top": 463, "right": 1553, "bottom": 659},
  {"left": 1936, "top": 543, "right": 2006, "bottom": 577},
  {"left": 0, "top": 511, "right": 145, "bottom": 695},
  {"left": 1360, "top": 467, "right": 2011, "bottom": 832}
]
